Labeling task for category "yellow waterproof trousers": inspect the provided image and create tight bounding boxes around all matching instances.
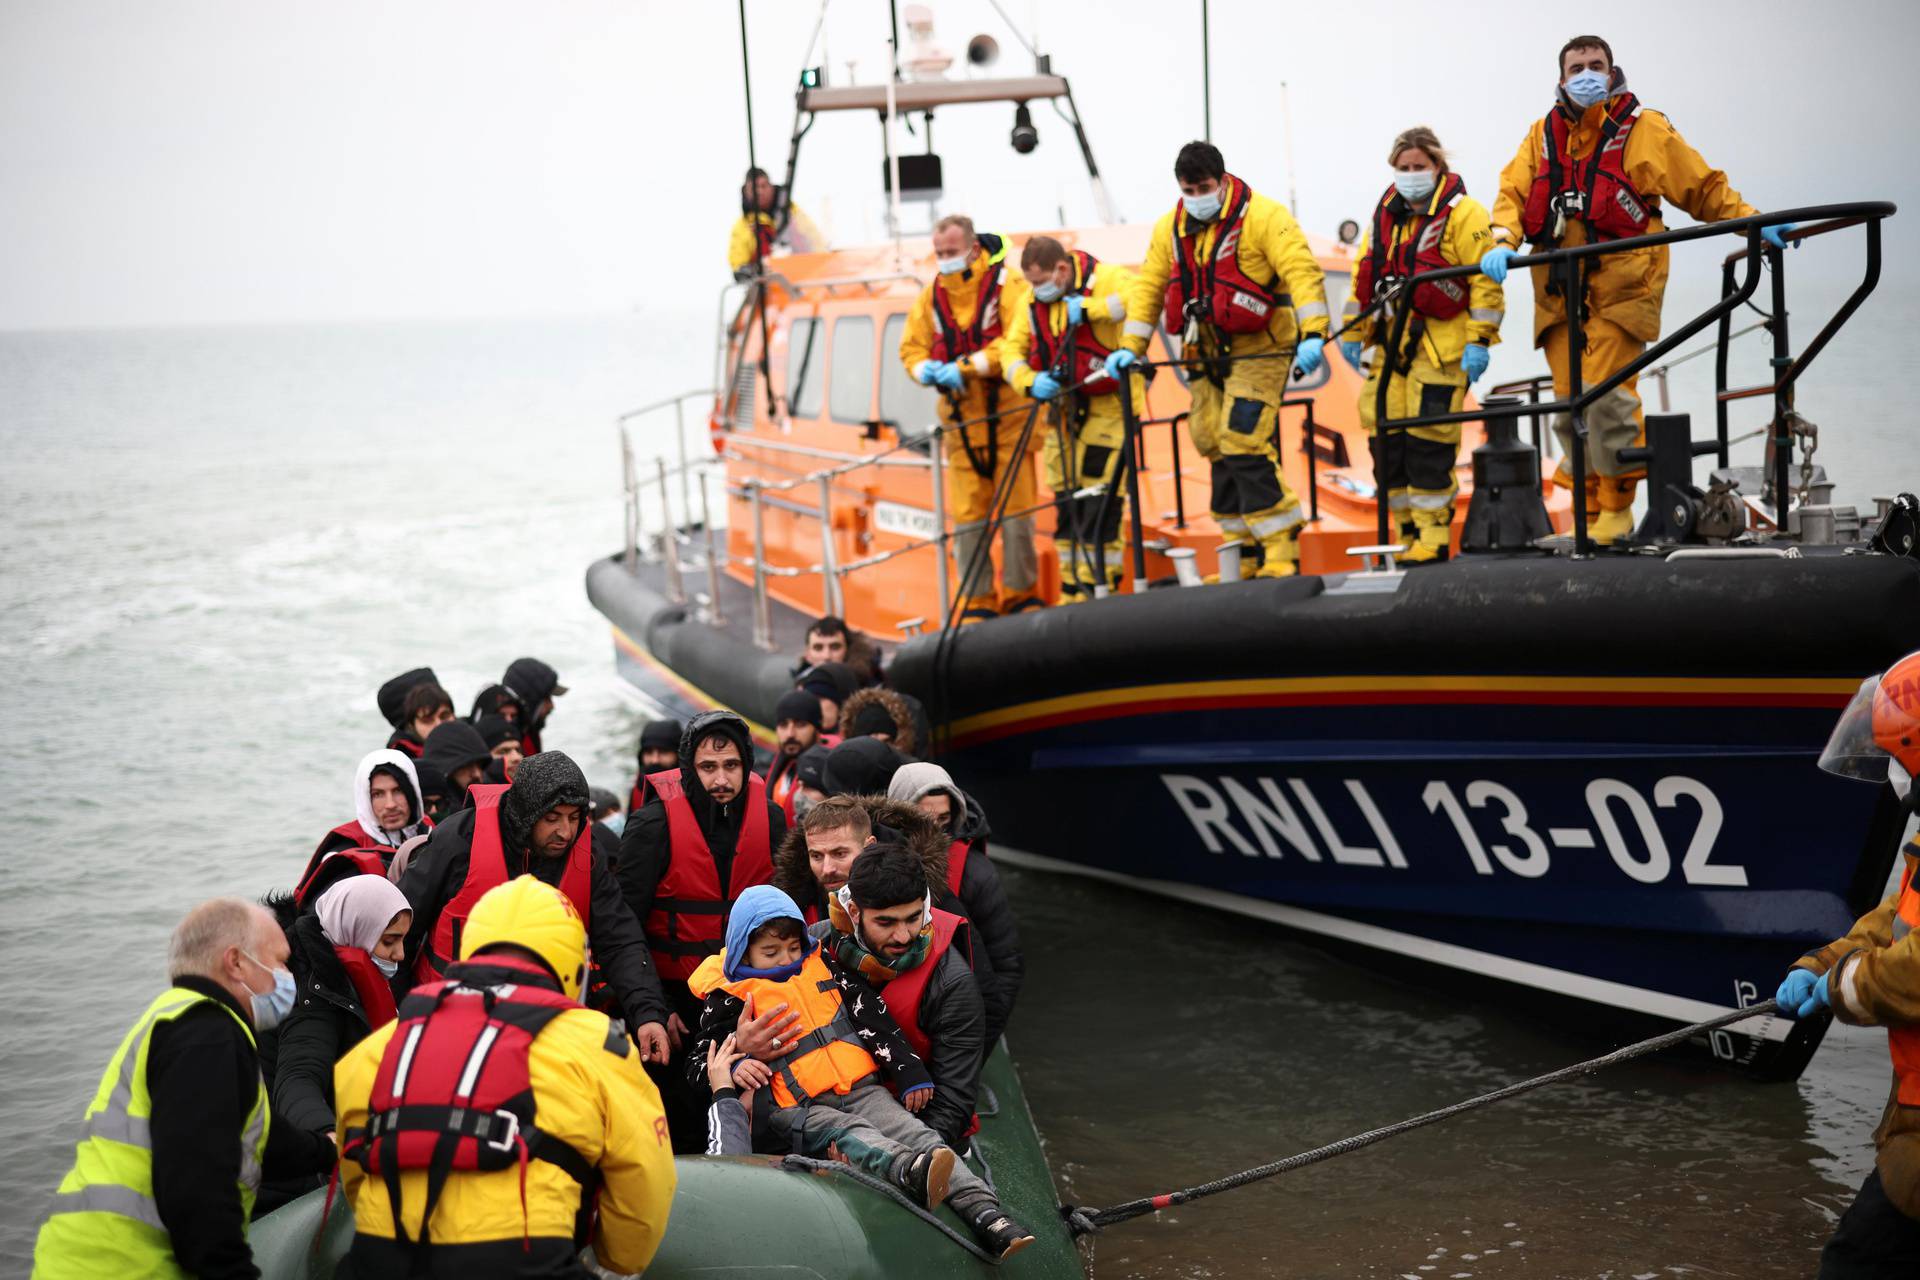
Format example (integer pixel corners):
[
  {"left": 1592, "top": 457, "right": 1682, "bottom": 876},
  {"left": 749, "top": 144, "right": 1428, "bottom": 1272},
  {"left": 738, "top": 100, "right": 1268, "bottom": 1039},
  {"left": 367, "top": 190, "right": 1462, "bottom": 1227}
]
[
  {"left": 1042, "top": 395, "right": 1127, "bottom": 600},
  {"left": 941, "top": 383, "right": 1038, "bottom": 613},
  {"left": 1542, "top": 317, "right": 1646, "bottom": 516},
  {"left": 1187, "top": 335, "right": 1303, "bottom": 575},
  {"left": 1357, "top": 347, "right": 1466, "bottom": 562}
]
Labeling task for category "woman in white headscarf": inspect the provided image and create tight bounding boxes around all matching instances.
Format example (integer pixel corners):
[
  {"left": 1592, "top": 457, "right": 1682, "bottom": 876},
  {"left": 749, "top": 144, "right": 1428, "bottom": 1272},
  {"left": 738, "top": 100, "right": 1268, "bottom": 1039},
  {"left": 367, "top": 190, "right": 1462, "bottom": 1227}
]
[{"left": 273, "top": 874, "right": 413, "bottom": 1137}]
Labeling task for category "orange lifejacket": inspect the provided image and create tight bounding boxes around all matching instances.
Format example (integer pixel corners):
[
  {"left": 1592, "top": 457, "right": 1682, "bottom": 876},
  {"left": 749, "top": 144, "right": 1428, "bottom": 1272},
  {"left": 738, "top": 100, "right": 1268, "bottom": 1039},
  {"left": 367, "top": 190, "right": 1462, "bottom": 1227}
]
[
  {"left": 1519, "top": 95, "right": 1654, "bottom": 247},
  {"left": 416, "top": 784, "right": 592, "bottom": 982},
  {"left": 1352, "top": 173, "right": 1472, "bottom": 323},
  {"left": 643, "top": 771, "right": 774, "bottom": 982},
  {"left": 1162, "top": 174, "right": 1290, "bottom": 336},
  {"left": 718, "top": 948, "right": 879, "bottom": 1108},
  {"left": 1890, "top": 845, "right": 1920, "bottom": 1105},
  {"left": 1028, "top": 250, "right": 1118, "bottom": 396}
]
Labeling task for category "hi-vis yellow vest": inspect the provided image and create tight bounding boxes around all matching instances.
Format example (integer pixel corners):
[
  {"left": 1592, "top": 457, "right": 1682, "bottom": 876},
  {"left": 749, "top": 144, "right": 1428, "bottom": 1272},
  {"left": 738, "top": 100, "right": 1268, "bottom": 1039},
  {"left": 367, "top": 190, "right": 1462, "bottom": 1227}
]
[{"left": 33, "top": 987, "right": 270, "bottom": 1278}]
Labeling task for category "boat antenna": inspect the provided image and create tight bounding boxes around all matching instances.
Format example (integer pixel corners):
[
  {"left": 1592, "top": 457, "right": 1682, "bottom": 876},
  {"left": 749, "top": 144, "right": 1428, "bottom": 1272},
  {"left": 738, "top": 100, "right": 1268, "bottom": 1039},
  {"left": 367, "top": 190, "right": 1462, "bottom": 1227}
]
[
  {"left": 737, "top": 0, "right": 778, "bottom": 419},
  {"left": 1281, "top": 78, "right": 1299, "bottom": 217},
  {"left": 884, "top": 7, "right": 904, "bottom": 267},
  {"left": 983, "top": 0, "right": 1038, "bottom": 57},
  {"left": 1201, "top": 0, "right": 1211, "bottom": 141}
]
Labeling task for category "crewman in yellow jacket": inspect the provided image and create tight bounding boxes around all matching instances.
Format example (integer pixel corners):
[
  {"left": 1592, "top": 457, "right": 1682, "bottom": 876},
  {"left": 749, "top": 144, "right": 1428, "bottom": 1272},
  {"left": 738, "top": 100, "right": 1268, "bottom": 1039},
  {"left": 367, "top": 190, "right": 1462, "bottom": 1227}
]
[
  {"left": 728, "top": 167, "right": 824, "bottom": 279},
  {"left": 899, "top": 215, "right": 1040, "bottom": 621},
  {"left": 1110, "top": 141, "right": 1330, "bottom": 578},
  {"left": 335, "top": 877, "right": 675, "bottom": 1276},
  {"left": 1002, "top": 236, "right": 1145, "bottom": 601},
  {"left": 1482, "top": 34, "right": 1793, "bottom": 544},
  {"left": 1338, "top": 127, "right": 1504, "bottom": 565},
  {"left": 1775, "top": 651, "right": 1920, "bottom": 1272}
]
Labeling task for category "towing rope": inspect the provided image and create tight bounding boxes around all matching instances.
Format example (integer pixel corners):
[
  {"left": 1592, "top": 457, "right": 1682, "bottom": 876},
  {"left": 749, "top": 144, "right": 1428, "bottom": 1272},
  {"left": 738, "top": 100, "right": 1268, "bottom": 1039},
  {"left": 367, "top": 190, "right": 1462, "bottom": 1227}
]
[{"left": 1060, "top": 999, "right": 1783, "bottom": 1236}]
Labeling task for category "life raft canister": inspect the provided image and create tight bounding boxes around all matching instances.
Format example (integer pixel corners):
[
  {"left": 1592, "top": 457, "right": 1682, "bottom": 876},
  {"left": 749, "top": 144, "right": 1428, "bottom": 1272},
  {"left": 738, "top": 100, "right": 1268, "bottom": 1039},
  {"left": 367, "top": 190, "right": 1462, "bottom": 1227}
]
[
  {"left": 344, "top": 955, "right": 597, "bottom": 1248},
  {"left": 718, "top": 947, "right": 881, "bottom": 1108},
  {"left": 880, "top": 907, "right": 979, "bottom": 1136},
  {"left": 642, "top": 770, "right": 774, "bottom": 982},
  {"left": 1162, "top": 174, "right": 1291, "bottom": 336},
  {"left": 1520, "top": 93, "right": 1654, "bottom": 247},
  {"left": 1028, "top": 250, "right": 1120, "bottom": 396},
  {"left": 418, "top": 784, "right": 592, "bottom": 983},
  {"left": 1352, "top": 172, "right": 1472, "bottom": 322}
]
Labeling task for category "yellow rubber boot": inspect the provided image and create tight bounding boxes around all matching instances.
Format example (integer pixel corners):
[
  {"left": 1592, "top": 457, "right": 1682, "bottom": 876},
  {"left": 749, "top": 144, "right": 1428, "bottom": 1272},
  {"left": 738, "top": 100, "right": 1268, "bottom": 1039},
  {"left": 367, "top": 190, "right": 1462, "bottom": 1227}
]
[
  {"left": 1592, "top": 476, "right": 1638, "bottom": 545},
  {"left": 1400, "top": 507, "right": 1453, "bottom": 565},
  {"left": 1591, "top": 507, "right": 1636, "bottom": 545},
  {"left": 958, "top": 594, "right": 1000, "bottom": 624},
  {"left": 1255, "top": 532, "right": 1299, "bottom": 578}
]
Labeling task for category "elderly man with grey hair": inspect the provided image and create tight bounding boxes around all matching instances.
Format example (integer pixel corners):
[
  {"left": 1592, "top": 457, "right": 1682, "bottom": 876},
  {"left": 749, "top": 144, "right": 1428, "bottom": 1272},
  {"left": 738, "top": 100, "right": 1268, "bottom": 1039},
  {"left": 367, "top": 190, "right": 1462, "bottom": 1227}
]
[
  {"left": 887, "top": 762, "right": 1025, "bottom": 1046},
  {"left": 34, "top": 898, "right": 336, "bottom": 1277}
]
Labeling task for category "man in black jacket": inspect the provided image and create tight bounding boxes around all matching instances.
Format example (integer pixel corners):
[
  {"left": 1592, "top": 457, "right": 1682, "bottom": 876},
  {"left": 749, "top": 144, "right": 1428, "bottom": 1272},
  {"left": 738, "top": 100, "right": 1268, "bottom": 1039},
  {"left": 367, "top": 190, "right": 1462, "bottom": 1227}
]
[
  {"left": 34, "top": 898, "right": 335, "bottom": 1276},
  {"left": 618, "top": 710, "right": 788, "bottom": 1150},
  {"left": 398, "top": 752, "right": 671, "bottom": 1060}
]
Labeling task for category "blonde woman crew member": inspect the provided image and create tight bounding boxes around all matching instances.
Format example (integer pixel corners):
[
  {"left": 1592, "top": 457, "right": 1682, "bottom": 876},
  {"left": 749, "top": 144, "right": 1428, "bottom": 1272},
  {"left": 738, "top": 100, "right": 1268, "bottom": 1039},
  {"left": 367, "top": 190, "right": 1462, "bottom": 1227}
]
[{"left": 1338, "top": 126, "right": 1504, "bottom": 565}]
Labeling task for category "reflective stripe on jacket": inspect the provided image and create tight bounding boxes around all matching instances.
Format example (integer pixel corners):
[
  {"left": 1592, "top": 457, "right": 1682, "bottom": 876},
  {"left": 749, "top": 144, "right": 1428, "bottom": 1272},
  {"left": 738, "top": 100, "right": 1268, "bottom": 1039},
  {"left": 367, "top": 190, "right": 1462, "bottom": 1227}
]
[{"left": 34, "top": 988, "right": 267, "bottom": 1278}]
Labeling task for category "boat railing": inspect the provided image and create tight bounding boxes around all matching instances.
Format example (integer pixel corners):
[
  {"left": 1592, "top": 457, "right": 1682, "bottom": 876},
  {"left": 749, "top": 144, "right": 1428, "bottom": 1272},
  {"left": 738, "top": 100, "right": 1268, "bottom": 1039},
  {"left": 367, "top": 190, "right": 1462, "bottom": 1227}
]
[{"left": 1355, "top": 199, "right": 1893, "bottom": 556}]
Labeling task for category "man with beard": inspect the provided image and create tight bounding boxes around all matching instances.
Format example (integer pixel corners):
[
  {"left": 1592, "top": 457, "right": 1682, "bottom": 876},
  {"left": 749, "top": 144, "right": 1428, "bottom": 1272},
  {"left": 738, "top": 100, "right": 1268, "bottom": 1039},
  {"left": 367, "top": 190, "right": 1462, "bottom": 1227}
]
[
  {"left": 397, "top": 752, "right": 671, "bottom": 1063},
  {"left": 767, "top": 690, "right": 825, "bottom": 821},
  {"left": 618, "top": 711, "right": 787, "bottom": 1150}
]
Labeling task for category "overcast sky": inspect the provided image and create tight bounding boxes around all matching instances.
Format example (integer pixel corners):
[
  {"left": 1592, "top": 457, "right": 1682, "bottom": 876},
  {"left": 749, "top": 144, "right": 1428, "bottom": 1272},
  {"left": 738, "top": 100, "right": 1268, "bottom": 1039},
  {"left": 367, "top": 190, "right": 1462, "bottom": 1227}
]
[{"left": 1, "top": 0, "right": 1912, "bottom": 330}]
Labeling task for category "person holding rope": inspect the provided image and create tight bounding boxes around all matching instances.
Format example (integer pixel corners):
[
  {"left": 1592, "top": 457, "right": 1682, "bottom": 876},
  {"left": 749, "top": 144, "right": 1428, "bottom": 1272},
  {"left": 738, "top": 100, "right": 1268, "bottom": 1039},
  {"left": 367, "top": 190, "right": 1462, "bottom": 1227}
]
[
  {"left": 1481, "top": 34, "right": 1792, "bottom": 546},
  {"left": 1002, "top": 235, "right": 1143, "bottom": 602},
  {"left": 900, "top": 215, "right": 1041, "bottom": 622},
  {"left": 1109, "top": 141, "right": 1329, "bottom": 579},
  {"left": 1774, "top": 651, "right": 1920, "bottom": 1275},
  {"left": 1338, "top": 126, "right": 1505, "bottom": 566}
]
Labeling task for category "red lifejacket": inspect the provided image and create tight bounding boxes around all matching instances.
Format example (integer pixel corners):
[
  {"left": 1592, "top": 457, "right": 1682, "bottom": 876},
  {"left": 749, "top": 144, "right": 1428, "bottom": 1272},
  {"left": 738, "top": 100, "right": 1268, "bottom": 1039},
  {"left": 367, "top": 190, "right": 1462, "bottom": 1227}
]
[
  {"left": 343, "top": 955, "right": 596, "bottom": 1248},
  {"left": 1028, "top": 250, "right": 1119, "bottom": 396},
  {"left": 295, "top": 847, "right": 392, "bottom": 911},
  {"left": 1162, "top": 174, "right": 1290, "bottom": 336},
  {"left": 881, "top": 908, "right": 978, "bottom": 1137},
  {"left": 945, "top": 840, "right": 969, "bottom": 899},
  {"left": 929, "top": 254, "right": 1007, "bottom": 363},
  {"left": 629, "top": 775, "right": 652, "bottom": 817},
  {"left": 417, "top": 784, "right": 593, "bottom": 982},
  {"left": 333, "top": 945, "right": 398, "bottom": 1029},
  {"left": 1519, "top": 94, "right": 1653, "bottom": 247},
  {"left": 386, "top": 734, "right": 424, "bottom": 760},
  {"left": 643, "top": 770, "right": 774, "bottom": 982},
  {"left": 1352, "top": 173, "right": 1472, "bottom": 323}
]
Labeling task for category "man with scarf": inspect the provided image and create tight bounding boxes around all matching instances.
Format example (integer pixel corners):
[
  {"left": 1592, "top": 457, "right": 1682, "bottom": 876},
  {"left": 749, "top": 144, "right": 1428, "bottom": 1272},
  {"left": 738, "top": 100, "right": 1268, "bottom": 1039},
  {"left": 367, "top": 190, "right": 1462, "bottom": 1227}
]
[
  {"left": 618, "top": 710, "right": 788, "bottom": 1149},
  {"left": 397, "top": 752, "right": 671, "bottom": 1060}
]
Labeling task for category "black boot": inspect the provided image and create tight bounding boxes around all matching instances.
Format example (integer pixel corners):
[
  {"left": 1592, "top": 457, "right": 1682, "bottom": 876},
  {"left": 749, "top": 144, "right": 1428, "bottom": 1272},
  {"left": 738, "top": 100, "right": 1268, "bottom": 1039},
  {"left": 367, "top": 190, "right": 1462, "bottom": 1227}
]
[
  {"left": 895, "top": 1146, "right": 955, "bottom": 1209},
  {"left": 964, "top": 1202, "right": 1037, "bottom": 1260}
]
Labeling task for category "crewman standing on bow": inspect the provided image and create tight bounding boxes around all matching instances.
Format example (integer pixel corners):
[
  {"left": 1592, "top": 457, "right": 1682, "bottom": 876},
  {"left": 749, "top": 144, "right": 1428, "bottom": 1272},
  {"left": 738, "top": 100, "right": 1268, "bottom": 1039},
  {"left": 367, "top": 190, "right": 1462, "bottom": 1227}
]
[
  {"left": 1111, "top": 141, "right": 1329, "bottom": 579},
  {"left": 900, "top": 215, "right": 1040, "bottom": 622},
  {"left": 728, "top": 167, "right": 823, "bottom": 279},
  {"left": 1338, "top": 126, "right": 1504, "bottom": 565},
  {"left": 1002, "top": 235, "right": 1144, "bottom": 601},
  {"left": 1482, "top": 34, "right": 1792, "bottom": 545}
]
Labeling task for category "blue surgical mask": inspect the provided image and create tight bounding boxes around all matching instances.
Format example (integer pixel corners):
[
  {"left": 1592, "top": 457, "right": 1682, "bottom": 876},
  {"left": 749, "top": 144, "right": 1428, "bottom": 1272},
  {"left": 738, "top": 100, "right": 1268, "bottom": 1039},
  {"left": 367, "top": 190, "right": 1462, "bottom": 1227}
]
[
  {"left": 1393, "top": 169, "right": 1437, "bottom": 203},
  {"left": 371, "top": 955, "right": 400, "bottom": 979},
  {"left": 601, "top": 812, "right": 626, "bottom": 838},
  {"left": 1563, "top": 69, "right": 1610, "bottom": 109},
  {"left": 242, "top": 952, "right": 297, "bottom": 1031},
  {"left": 936, "top": 255, "right": 970, "bottom": 276},
  {"left": 1032, "top": 279, "right": 1066, "bottom": 303},
  {"left": 1182, "top": 189, "right": 1223, "bottom": 222}
]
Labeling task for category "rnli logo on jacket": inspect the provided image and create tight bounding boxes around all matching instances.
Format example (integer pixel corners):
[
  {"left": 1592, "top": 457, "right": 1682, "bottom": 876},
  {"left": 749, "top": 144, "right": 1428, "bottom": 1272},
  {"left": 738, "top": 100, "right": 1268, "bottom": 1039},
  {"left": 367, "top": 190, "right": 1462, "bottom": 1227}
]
[
  {"left": 1230, "top": 291, "right": 1271, "bottom": 317},
  {"left": 1614, "top": 189, "right": 1646, "bottom": 224},
  {"left": 1217, "top": 225, "right": 1242, "bottom": 263},
  {"left": 981, "top": 294, "right": 998, "bottom": 331},
  {"left": 1417, "top": 221, "right": 1447, "bottom": 255}
]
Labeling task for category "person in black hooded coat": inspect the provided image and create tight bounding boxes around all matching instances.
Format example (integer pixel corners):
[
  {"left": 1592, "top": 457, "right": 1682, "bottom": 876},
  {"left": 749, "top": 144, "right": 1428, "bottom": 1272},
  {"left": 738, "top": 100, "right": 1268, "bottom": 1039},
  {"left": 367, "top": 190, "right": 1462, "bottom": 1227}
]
[
  {"left": 821, "top": 736, "right": 910, "bottom": 799},
  {"left": 617, "top": 710, "right": 788, "bottom": 1150},
  {"left": 419, "top": 719, "right": 491, "bottom": 819},
  {"left": 398, "top": 751, "right": 671, "bottom": 1051}
]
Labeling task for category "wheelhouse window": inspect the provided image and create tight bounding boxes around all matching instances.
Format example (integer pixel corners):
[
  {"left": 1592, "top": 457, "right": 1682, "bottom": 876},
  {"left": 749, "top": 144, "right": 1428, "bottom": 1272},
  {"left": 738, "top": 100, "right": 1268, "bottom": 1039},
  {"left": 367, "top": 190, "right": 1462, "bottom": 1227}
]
[
  {"left": 879, "top": 314, "right": 939, "bottom": 447},
  {"left": 787, "top": 317, "right": 824, "bottom": 418},
  {"left": 829, "top": 316, "right": 876, "bottom": 426}
]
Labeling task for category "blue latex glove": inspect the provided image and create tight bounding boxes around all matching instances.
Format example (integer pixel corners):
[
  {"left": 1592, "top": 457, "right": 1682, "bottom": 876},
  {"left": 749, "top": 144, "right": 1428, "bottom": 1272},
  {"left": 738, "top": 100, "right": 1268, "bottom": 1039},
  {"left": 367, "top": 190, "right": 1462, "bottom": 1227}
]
[
  {"left": 1066, "top": 295, "right": 1085, "bottom": 326},
  {"left": 1775, "top": 967, "right": 1829, "bottom": 1019},
  {"left": 1029, "top": 372, "right": 1061, "bottom": 401},
  {"left": 1762, "top": 222, "right": 1799, "bottom": 251},
  {"left": 1103, "top": 349, "right": 1137, "bottom": 380},
  {"left": 1480, "top": 247, "right": 1517, "bottom": 284},
  {"left": 913, "top": 359, "right": 940, "bottom": 386},
  {"left": 1338, "top": 340, "right": 1363, "bottom": 372},
  {"left": 932, "top": 362, "right": 964, "bottom": 392},
  {"left": 1461, "top": 343, "right": 1490, "bottom": 384},
  {"left": 1291, "top": 336, "right": 1325, "bottom": 377}
]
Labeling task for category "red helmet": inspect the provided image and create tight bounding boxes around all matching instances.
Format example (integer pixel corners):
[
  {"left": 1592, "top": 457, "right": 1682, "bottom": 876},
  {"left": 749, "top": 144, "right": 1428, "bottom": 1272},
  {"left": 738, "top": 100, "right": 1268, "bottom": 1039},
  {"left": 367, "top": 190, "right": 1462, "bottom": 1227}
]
[{"left": 1819, "top": 651, "right": 1920, "bottom": 792}]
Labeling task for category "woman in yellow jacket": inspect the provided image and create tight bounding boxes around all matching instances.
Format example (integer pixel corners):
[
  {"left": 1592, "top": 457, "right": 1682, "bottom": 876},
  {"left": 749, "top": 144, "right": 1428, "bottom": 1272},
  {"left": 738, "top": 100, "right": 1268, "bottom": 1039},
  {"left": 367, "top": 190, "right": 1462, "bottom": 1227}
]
[
  {"left": 334, "top": 877, "right": 675, "bottom": 1276},
  {"left": 1338, "top": 126, "right": 1504, "bottom": 565},
  {"left": 1001, "top": 236, "right": 1144, "bottom": 601}
]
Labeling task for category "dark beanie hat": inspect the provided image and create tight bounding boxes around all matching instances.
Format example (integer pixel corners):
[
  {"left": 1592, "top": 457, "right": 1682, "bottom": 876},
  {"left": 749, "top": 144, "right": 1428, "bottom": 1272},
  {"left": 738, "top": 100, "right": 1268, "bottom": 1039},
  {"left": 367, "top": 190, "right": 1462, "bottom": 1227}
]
[
  {"left": 823, "top": 736, "right": 908, "bottom": 797},
  {"left": 775, "top": 689, "right": 825, "bottom": 729},
  {"left": 794, "top": 744, "right": 833, "bottom": 793},
  {"left": 797, "top": 661, "right": 859, "bottom": 704},
  {"left": 849, "top": 700, "right": 898, "bottom": 738},
  {"left": 475, "top": 714, "right": 520, "bottom": 749},
  {"left": 639, "top": 718, "right": 682, "bottom": 752}
]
